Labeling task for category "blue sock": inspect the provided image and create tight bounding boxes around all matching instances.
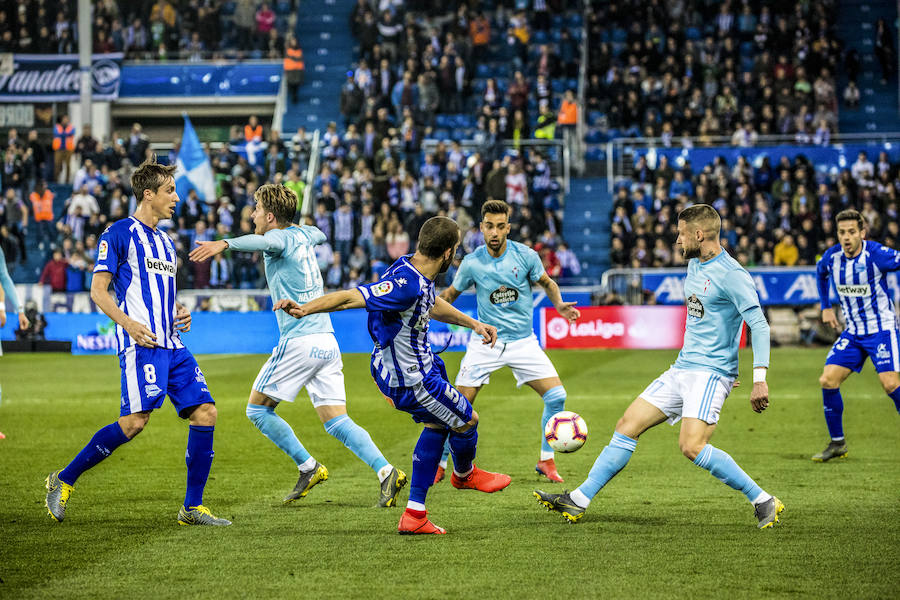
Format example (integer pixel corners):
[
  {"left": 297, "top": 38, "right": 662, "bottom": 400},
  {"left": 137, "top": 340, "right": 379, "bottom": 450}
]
[
  {"left": 246, "top": 404, "right": 312, "bottom": 467},
  {"left": 184, "top": 425, "right": 215, "bottom": 508},
  {"left": 822, "top": 388, "right": 844, "bottom": 440},
  {"left": 324, "top": 414, "right": 389, "bottom": 474},
  {"left": 58, "top": 422, "right": 130, "bottom": 485},
  {"left": 448, "top": 425, "right": 478, "bottom": 475},
  {"left": 574, "top": 432, "right": 636, "bottom": 503},
  {"left": 693, "top": 444, "right": 762, "bottom": 503},
  {"left": 408, "top": 428, "right": 449, "bottom": 506},
  {"left": 888, "top": 387, "right": 900, "bottom": 414},
  {"left": 541, "top": 386, "right": 567, "bottom": 456}
]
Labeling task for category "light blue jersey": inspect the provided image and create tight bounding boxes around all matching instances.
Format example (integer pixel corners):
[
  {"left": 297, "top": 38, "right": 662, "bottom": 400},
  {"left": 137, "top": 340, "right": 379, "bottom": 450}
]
[
  {"left": 452, "top": 240, "right": 545, "bottom": 342},
  {"left": 0, "top": 246, "right": 22, "bottom": 314},
  {"left": 228, "top": 225, "right": 333, "bottom": 339},
  {"left": 673, "top": 249, "right": 770, "bottom": 378}
]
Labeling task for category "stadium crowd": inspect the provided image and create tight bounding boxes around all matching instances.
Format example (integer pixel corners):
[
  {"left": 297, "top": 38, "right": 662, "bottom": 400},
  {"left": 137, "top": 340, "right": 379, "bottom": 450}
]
[
  {"left": 610, "top": 149, "right": 900, "bottom": 270},
  {"left": 584, "top": 0, "right": 845, "bottom": 145}
]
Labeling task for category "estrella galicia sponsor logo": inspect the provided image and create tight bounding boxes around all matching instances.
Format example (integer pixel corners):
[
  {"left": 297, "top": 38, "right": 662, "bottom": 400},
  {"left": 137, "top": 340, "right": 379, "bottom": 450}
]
[
  {"left": 836, "top": 284, "right": 870, "bottom": 297},
  {"left": 687, "top": 294, "right": 705, "bottom": 320},
  {"left": 489, "top": 285, "right": 519, "bottom": 305},
  {"left": 145, "top": 256, "right": 176, "bottom": 277},
  {"left": 144, "top": 384, "right": 163, "bottom": 398}
]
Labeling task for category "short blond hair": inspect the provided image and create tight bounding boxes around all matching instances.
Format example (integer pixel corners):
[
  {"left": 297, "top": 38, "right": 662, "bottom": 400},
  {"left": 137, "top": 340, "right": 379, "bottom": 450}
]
[
  {"left": 678, "top": 203, "right": 721, "bottom": 237},
  {"left": 255, "top": 184, "right": 298, "bottom": 224}
]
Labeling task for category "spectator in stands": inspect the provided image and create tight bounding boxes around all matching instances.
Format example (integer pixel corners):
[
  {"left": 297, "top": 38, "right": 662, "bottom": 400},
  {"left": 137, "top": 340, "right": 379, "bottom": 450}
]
[
  {"left": 52, "top": 115, "right": 75, "bottom": 183},
  {"left": 30, "top": 180, "right": 54, "bottom": 250},
  {"left": 851, "top": 151, "right": 875, "bottom": 188},
  {"left": 39, "top": 249, "right": 68, "bottom": 292}
]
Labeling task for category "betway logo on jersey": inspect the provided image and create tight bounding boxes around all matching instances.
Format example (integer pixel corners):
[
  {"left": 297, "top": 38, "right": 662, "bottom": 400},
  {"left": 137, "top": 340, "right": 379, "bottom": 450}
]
[
  {"left": 836, "top": 284, "right": 870, "bottom": 297},
  {"left": 144, "top": 256, "right": 176, "bottom": 277}
]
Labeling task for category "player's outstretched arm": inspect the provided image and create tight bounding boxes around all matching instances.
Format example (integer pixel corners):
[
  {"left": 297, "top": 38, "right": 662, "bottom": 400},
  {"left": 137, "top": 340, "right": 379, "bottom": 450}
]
[
  {"left": 438, "top": 285, "right": 462, "bottom": 304},
  {"left": 90, "top": 271, "right": 158, "bottom": 347},
  {"left": 274, "top": 289, "right": 366, "bottom": 319},
  {"left": 432, "top": 296, "right": 497, "bottom": 347},
  {"left": 816, "top": 251, "right": 841, "bottom": 330},
  {"left": 189, "top": 231, "right": 288, "bottom": 263},
  {"left": 536, "top": 273, "right": 580, "bottom": 323}
]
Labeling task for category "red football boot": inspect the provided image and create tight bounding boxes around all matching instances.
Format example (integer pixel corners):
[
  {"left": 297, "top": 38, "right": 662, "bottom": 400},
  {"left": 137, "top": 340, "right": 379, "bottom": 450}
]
[
  {"left": 433, "top": 465, "right": 445, "bottom": 485},
  {"left": 450, "top": 465, "right": 511, "bottom": 492},
  {"left": 398, "top": 509, "right": 447, "bottom": 535},
  {"left": 535, "top": 458, "right": 564, "bottom": 482}
]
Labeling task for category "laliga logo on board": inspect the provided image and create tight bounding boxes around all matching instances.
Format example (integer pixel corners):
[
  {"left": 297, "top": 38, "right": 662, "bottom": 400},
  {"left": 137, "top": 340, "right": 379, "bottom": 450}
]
[{"left": 547, "top": 317, "right": 626, "bottom": 340}]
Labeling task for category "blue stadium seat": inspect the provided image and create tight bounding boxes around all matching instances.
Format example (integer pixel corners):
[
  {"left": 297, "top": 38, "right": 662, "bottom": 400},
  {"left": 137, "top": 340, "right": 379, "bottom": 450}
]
[
  {"left": 686, "top": 26, "right": 701, "bottom": 40},
  {"left": 276, "top": 0, "right": 291, "bottom": 14},
  {"left": 568, "top": 14, "right": 583, "bottom": 28},
  {"left": 432, "top": 128, "right": 450, "bottom": 140},
  {"left": 611, "top": 28, "right": 627, "bottom": 43},
  {"left": 221, "top": 1, "right": 236, "bottom": 16},
  {"left": 435, "top": 114, "right": 452, "bottom": 128},
  {"left": 740, "top": 41, "right": 754, "bottom": 56},
  {"left": 566, "top": 78, "right": 578, "bottom": 90},
  {"left": 476, "top": 64, "right": 491, "bottom": 78},
  {"left": 533, "top": 31, "right": 548, "bottom": 44},
  {"left": 586, "top": 147, "right": 606, "bottom": 161},
  {"left": 551, "top": 15, "right": 564, "bottom": 28},
  {"left": 551, "top": 79, "right": 565, "bottom": 93}
]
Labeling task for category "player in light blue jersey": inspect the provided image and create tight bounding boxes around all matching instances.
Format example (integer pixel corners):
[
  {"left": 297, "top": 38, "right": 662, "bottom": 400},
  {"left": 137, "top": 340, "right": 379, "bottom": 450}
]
[
  {"left": 0, "top": 245, "right": 31, "bottom": 439},
  {"left": 190, "top": 184, "right": 406, "bottom": 507},
  {"left": 535, "top": 204, "right": 784, "bottom": 529},
  {"left": 438, "top": 200, "right": 580, "bottom": 483},
  {"left": 45, "top": 158, "right": 230, "bottom": 526},
  {"left": 813, "top": 209, "right": 900, "bottom": 462},
  {"left": 274, "top": 216, "right": 511, "bottom": 535}
]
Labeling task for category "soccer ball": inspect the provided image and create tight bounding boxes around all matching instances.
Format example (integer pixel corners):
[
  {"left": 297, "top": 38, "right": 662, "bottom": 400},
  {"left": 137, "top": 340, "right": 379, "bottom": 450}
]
[{"left": 544, "top": 411, "right": 588, "bottom": 453}]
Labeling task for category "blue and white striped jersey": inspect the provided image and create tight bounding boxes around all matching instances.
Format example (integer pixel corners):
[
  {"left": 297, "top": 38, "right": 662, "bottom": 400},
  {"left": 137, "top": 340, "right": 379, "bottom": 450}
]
[
  {"left": 93, "top": 217, "right": 184, "bottom": 354},
  {"left": 358, "top": 256, "right": 435, "bottom": 387},
  {"left": 817, "top": 241, "right": 900, "bottom": 335}
]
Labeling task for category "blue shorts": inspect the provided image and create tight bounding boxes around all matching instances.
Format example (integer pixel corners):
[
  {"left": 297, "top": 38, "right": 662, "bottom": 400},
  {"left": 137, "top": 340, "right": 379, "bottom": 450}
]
[
  {"left": 371, "top": 355, "right": 473, "bottom": 429},
  {"left": 119, "top": 346, "right": 214, "bottom": 418},
  {"left": 825, "top": 329, "right": 900, "bottom": 373}
]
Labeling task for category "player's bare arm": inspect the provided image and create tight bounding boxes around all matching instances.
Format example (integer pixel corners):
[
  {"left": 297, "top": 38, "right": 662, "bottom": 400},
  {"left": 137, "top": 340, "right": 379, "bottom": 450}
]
[
  {"left": 432, "top": 296, "right": 497, "bottom": 347},
  {"left": 188, "top": 240, "right": 229, "bottom": 262},
  {"left": 174, "top": 302, "right": 192, "bottom": 333},
  {"left": 536, "top": 273, "right": 580, "bottom": 323},
  {"left": 822, "top": 307, "right": 841, "bottom": 330},
  {"left": 274, "top": 288, "right": 366, "bottom": 319},
  {"left": 90, "top": 271, "right": 158, "bottom": 347},
  {"left": 438, "top": 285, "right": 462, "bottom": 304}
]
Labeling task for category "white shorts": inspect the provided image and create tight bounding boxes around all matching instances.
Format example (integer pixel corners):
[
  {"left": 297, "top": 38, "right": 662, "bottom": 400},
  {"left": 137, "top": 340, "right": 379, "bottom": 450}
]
[
  {"left": 455, "top": 333, "right": 559, "bottom": 388},
  {"left": 252, "top": 333, "right": 346, "bottom": 406},
  {"left": 639, "top": 367, "right": 735, "bottom": 425}
]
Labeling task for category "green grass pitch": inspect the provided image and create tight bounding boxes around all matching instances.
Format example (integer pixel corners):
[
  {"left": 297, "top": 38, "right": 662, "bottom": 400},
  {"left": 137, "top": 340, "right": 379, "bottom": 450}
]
[{"left": 1, "top": 348, "right": 898, "bottom": 599}]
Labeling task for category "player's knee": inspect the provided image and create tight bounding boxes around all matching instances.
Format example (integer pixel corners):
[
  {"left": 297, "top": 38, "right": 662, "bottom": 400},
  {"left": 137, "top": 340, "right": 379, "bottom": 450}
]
[
  {"left": 119, "top": 413, "right": 149, "bottom": 438},
  {"left": 190, "top": 403, "right": 217, "bottom": 426},
  {"left": 880, "top": 376, "right": 900, "bottom": 394},
  {"left": 679, "top": 439, "right": 704, "bottom": 461},
  {"left": 819, "top": 372, "right": 840, "bottom": 389}
]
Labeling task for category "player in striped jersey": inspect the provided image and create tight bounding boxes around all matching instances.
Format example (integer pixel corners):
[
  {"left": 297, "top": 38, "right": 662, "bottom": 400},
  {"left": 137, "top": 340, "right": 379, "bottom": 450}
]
[
  {"left": 814, "top": 208, "right": 900, "bottom": 461},
  {"left": 275, "top": 216, "right": 511, "bottom": 535},
  {"left": 45, "top": 158, "right": 230, "bottom": 526},
  {"left": 189, "top": 184, "right": 406, "bottom": 508}
]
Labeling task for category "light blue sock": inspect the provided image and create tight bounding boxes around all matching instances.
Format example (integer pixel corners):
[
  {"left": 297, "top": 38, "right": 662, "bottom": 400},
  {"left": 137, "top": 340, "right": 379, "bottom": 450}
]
[
  {"left": 246, "top": 404, "right": 311, "bottom": 467},
  {"left": 439, "top": 439, "right": 451, "bottom": 468},
  {"left": 324, "top": 414, "right": 389, "bottom": 473},
  {"left": 541, "top": 386, "right": 567, "bottom": 455},
  {"left": 573, "top": 432, "right": 636, "bottom": 503},
  {"left": 693, "top": 444, "right": 762, "bottom": 503}
]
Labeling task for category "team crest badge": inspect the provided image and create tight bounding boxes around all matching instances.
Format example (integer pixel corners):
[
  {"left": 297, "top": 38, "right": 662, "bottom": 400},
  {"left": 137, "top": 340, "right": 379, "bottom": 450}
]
[{"left": 372, "top": 281, "right": 394, "bottom": 297}]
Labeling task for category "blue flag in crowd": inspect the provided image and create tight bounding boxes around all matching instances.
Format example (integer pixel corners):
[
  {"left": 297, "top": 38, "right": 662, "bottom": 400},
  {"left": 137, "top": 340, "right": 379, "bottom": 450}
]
[{"left": 174, "top": 114, "right": 216, "bottom": 202}]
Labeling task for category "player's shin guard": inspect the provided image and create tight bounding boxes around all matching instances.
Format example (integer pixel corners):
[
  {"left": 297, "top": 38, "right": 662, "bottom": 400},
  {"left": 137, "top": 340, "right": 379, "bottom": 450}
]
[
  {"left": 822, "top": 388, "right": 844, "bottom": 440},
  {"left": 184, "top": 425, "right": 215, "bottom": 509},
  {"left": 58, "top": 422, "right": 131, "bottom": 485},
  {"left": 323, "top": 414, "right": 389, "bottom": 473},
  {"left": 888, "top": 387, "right": 900, "bottom": 414},
  {"left": 246, "top": 403, "right": 312, "bottom": 467},
  {"left": 448, "top": 426, "right": 478, "bottom": 476},
  {"left": 541, "top": 386, "right": 566, "bottom": 458},
  {"left": 572, "top": 432, "right": 636, "bottom": 507},
  {"left": 408, "top": 427, "right": 449, "bottom": 507},
  {"left": 693, "top": 444, "right": 763, "bottom": 503}
]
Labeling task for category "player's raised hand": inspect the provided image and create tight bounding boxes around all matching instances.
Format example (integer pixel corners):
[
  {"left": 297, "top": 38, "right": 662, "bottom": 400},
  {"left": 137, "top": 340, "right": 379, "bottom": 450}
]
[
  {"left": 750, "top": 382, "right": 769, "bottom": 413},
  {"left": 472, "top": 322, "right": 497, "bottom": 348},
  {"left": 556, "top": 301, "right": 581, "bottom": 324},
  {"left": 125, "top": 318, "right": 159, "bottom": 347},
  {"left": 822, "top": 307, "right": 841, "bottom": 331},
  {"left": 174, "top": 305, "right": 192, "bottom": 333},
  {"left": 189, "top": 240, "right": 228, "bottom": 263}
]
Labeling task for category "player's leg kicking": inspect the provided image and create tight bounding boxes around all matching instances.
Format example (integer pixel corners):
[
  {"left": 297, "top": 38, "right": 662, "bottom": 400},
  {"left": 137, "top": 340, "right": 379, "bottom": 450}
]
[
  {"left": 814, "top": 330, "right": 900, "bottom": 461},
  {"left": 246, "top": 334, "right": 406, "bottom": 506},
  {"left": 535, "top": 368, "right": 782, "bottom": 529},
  {"left": 46, "top": 347, "right": 229, "bottom": 526}
]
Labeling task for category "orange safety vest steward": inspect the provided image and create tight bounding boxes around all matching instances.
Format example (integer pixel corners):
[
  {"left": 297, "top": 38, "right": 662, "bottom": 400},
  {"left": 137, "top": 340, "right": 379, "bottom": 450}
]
[
  {"left": 283, "top": 47, "right": 304, "bottom": 71},
  {"left": 557, "top": 100, "right": 577, "bottom": 125},
  {"left": 244, "top": 124, "right": 263, "bottom": 142},
  {"left": 52, "top": 124, "right": 75, "bottom": 151},
  {"left": 30, "top": 189, "right": 54, "bottom": 221}
]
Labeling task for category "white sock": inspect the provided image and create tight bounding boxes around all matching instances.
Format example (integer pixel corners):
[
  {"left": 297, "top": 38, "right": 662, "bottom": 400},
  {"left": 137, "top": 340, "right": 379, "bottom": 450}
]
[
  {"left": 831, "top": 437, "right": 845, "bottom": 442},
  {"left": 377, "top": 464, "right": 393, "bottom": 483},
  {"left": 569, "top": 489, "right": 591, "bottom": 508},
  {"left": 298, "top": 457, "right": 317, "bottom": 473},
  {"left": 438, "top": 459, "right": 448, "bottom": 469},
  {"left": 406, "top": 500, "right": 426, "bottom": 512},
  {"left": 453, "top": 466, "right": 474, "bottom": 478},
  {"left": 751, "top": 491, "right": 773, "bottom": 506},
  {"left": 540, "top": 450, "right": 555, "bottom": 461}
]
